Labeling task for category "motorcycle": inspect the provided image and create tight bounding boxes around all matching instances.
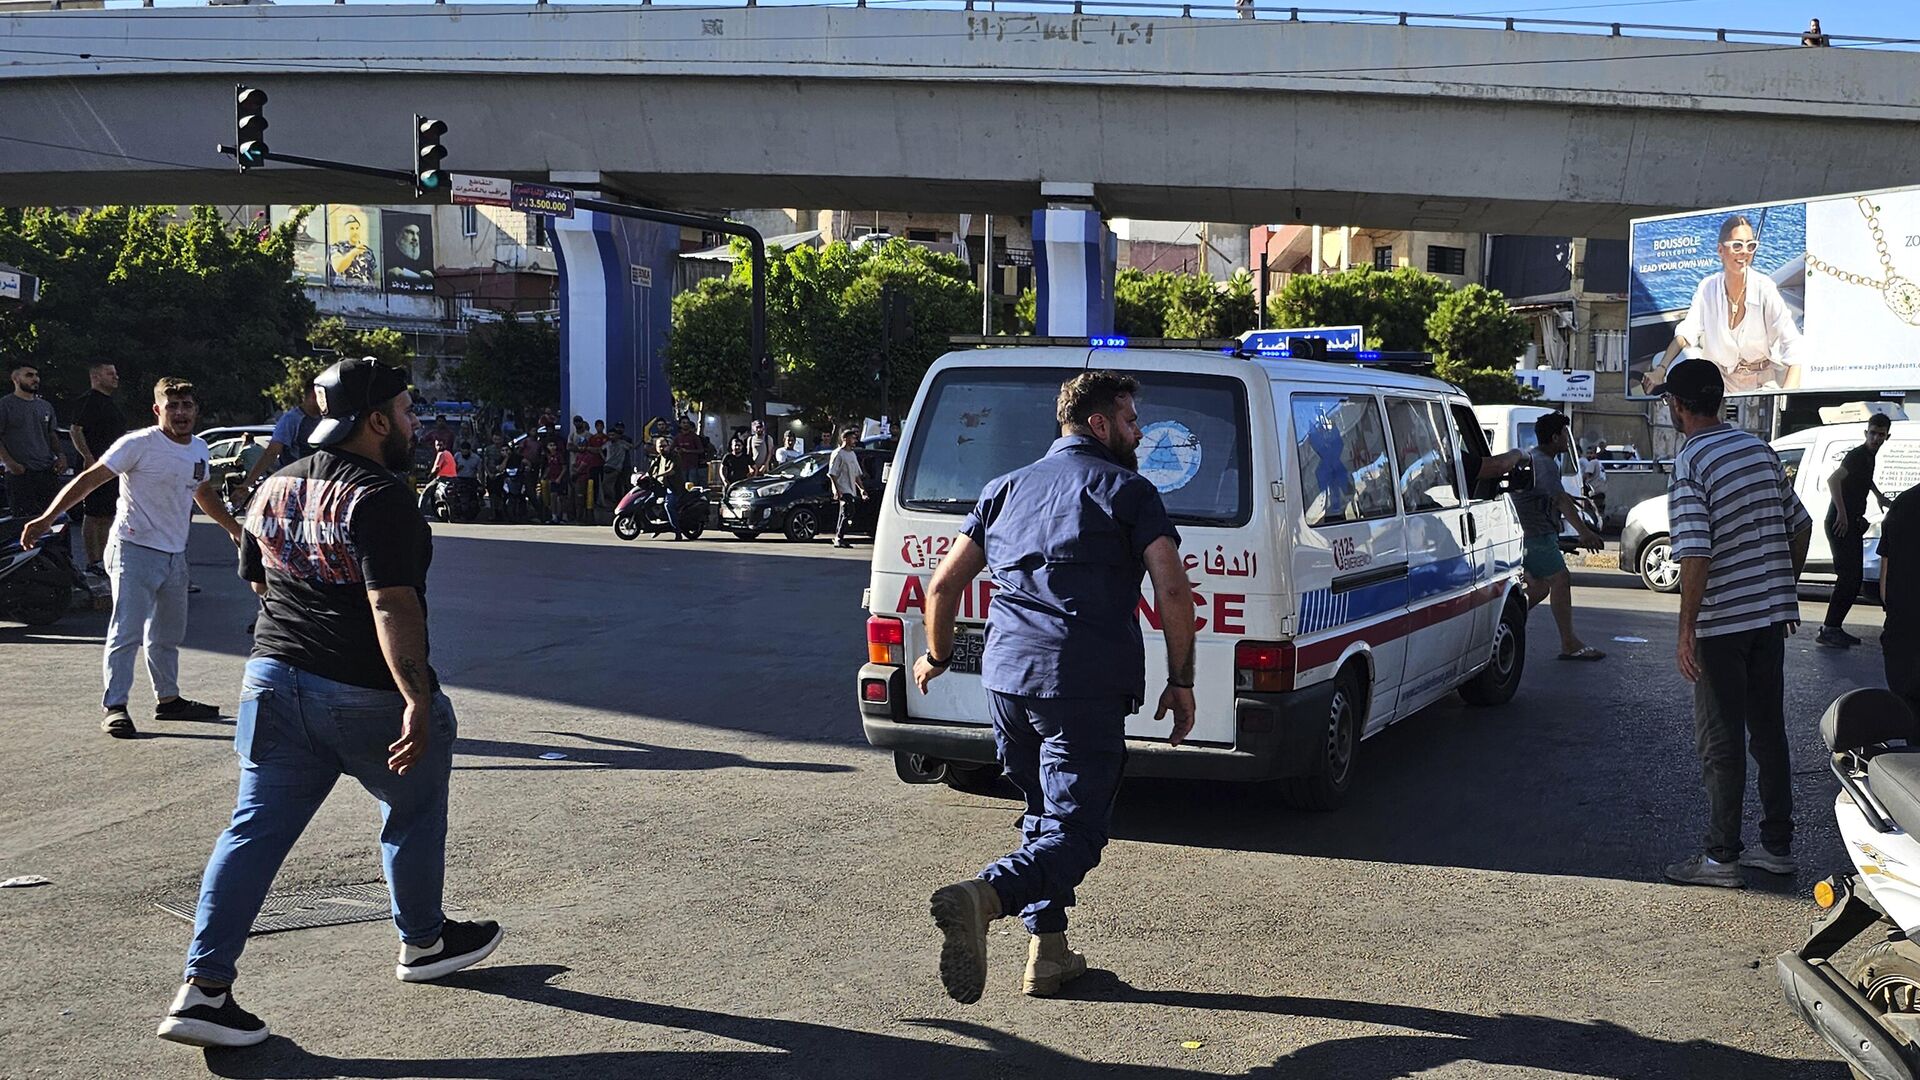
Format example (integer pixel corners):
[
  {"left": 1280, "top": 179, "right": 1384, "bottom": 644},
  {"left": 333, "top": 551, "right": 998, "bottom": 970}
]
[
  {"left": 612, "top": 473, "right": 707, "bottom": 541},
  {"left": 1778, "top": 687, "right": 1920, "bottom": 1080},
  {"left": 0, "top": 513, "right": 82, "bottom": 626},
  {"left": 427, "top": 476, "right": 482, "bottom": 524}
]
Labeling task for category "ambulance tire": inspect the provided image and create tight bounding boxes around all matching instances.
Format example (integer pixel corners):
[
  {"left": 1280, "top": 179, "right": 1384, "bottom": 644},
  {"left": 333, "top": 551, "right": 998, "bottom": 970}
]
[
  {"left": 1459, "top": 595, "right": 1527, "bottom": 707},
  {"left": 1278, "top": 668, "right": 1362, "bottom": 812},
  {"left": 941, "top": 763, "right": 1000, "bottom": 793}
]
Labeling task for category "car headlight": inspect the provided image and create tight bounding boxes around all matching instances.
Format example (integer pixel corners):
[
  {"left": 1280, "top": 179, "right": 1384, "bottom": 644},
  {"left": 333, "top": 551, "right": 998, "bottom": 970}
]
[{"left": 759, "top": 481, "right": 792, "bottom": 497}]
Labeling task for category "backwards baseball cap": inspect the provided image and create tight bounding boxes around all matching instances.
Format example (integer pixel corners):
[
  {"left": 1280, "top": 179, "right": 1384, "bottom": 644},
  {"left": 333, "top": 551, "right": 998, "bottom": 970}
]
[
  {"left": 307, "top": 357, "right": 411, "bottom": 448},
  {"left": 1648, "top": 356, "right": 1724, "bottom": 403}
]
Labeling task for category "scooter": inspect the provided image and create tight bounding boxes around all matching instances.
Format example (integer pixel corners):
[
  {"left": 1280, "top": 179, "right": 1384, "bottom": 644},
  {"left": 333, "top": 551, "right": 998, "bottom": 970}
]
[
  {"left": 1777, "top": 687, "right": 1920, "bottom": 1080},
  {"left": 0, "top": 513, "right": 81, "bottom": 626},
  {"left": 427, "top": 476, "right": 482, "bottom": 523},
  {"left": 612, "top": 472, "right": 708, "bottom": 541}
]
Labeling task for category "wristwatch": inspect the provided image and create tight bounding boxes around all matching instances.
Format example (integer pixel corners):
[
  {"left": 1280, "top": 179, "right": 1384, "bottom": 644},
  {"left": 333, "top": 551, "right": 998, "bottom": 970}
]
[{"left": 923, "top": 651, "right": 951, "bottom": 670}]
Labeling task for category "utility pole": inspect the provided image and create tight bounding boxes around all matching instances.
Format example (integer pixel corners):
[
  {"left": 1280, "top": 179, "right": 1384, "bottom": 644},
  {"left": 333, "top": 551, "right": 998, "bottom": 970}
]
[{"left": 981, "top": 213, "right": 993, "bottom": 336}]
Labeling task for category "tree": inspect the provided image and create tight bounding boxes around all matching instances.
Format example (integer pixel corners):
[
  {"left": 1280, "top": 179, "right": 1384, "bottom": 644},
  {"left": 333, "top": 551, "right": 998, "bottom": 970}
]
[
  {"left": 453, "top": 313, "right": 561, "bottom": 426},
  {"left": 1161, "top": 273, "right": 1219, "bottom": 339},
  {"left": 1113, "top": 268, "right": 1176, "bottom": 338},
  {"left": 1268, "top": 266, "right": 1453, "bottom": 350},
  {"left": 262, "top": 316, "right": 415, "bottom": 410},
  {"left": 664, "top": 278, "right": 754, "bottom": 413},
  {"left": 0, "top": 206, "right": 315, "bottom": 421},
  {"left": 1426, "top": 284, "right": 1536, "bottom": 405}
]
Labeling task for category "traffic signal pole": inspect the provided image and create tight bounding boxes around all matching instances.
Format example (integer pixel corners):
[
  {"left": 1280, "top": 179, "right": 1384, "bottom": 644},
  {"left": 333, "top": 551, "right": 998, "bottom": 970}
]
[{"left": 218, "top": 112, "right": 774, "bottom": 425}]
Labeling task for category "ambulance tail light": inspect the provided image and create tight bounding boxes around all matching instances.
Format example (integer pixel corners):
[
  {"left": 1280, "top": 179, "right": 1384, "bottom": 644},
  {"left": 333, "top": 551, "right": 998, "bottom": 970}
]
[
  {"left": 1234, "top": 641, "right": 1295, "bottom": 693},
  {"left": 868, "top": 615, "right": 905, "bottom": 665}
]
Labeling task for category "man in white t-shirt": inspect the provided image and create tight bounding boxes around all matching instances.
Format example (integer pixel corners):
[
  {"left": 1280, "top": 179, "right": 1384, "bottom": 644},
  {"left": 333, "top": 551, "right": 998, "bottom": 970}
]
[
  {"left": 827, "top": 428, "right": 868, "bottom": 549},
  {"left": 23, "top": 378, "right": 244, "bottom": 738}
]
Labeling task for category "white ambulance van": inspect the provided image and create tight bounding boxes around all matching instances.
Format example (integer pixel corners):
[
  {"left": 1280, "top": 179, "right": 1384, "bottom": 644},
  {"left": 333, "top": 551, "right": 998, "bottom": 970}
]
[{"left": 856, "top": 345, "right": 1529, "bottom": 810}]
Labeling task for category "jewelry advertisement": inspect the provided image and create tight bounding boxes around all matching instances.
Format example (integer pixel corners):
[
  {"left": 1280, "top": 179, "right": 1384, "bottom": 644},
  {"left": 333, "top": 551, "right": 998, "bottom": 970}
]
[{"left": 1628, "top": 186, "right": 1920, "bottom": 399}]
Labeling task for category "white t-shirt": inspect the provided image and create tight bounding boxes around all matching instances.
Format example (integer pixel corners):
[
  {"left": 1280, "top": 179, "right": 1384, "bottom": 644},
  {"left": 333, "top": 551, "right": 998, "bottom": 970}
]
[
  {"left": 828, "top": 447, "right": 863, "bottom": 497},
  {"left": 99, "top": 427, "right": 210, "bottom": 554}
]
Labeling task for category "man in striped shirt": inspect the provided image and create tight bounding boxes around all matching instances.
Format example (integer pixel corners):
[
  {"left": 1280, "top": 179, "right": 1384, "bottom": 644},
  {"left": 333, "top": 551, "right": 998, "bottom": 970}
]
[{"left": 1657, "top": 358, "right": 1811, "bottom": 889}]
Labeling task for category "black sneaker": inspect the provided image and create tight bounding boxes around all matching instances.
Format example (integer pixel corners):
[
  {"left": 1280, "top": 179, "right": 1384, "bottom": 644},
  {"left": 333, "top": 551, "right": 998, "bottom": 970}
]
[
  {"left": 395, "top": 919, "right": 503, "bottom": 982},
  {"left": 101, "top": 706, "right": 137, "bottom": 739},
  {"left": 1816, "top": 626, "right": 1856, "bottom": 649},
  {"left": 155, "top": 698, "right": 221, "bottom": 721},
  {"left": 156, "top": 983, "right": 269, "bottom": 1048}
]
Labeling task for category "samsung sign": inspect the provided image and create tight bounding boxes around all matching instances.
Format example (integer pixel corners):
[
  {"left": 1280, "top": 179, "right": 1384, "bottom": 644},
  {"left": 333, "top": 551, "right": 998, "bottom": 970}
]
[{"left": 1514, "top": 369, "right": 1596, "bottom": 403}]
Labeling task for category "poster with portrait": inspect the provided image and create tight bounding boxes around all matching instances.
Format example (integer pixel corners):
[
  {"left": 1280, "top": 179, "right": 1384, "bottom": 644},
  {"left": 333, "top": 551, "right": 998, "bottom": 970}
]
[
  {"left": 325, "top": 205, "right": 380, "bottom": 289},
  {"left": 380, "top": 210, "right": 436, "bottom": 295},
  {"left": 1629, "top": 185, "right": 1920, "bottom": 398},
  {"left": 271, "top": 205, "right": 327, "bottom": 284}
]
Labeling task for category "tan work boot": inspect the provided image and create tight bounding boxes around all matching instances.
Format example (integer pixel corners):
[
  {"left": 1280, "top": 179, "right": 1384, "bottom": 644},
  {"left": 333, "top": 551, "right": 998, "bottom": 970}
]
[
  {"left": 929, "top": 879, "right": 1002, "bottom": 1004},
  {"left": 1022, "top": 931, "right": 1088, "bottom": 997}
]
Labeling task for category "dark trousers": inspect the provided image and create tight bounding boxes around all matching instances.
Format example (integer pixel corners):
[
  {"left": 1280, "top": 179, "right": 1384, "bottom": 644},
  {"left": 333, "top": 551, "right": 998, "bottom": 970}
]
[
  {"left": 835, "top": 495, "right": 857, "bottom": 544},
  {"left": 1886, "top": 629, "right": 1920, "bottom": 719},
  {"left": 1826, "top": 513, "right": 1867, "bottom": 628},
  {"left": 1693, "top": 624, "right": 1792, "bottom": 862},
  {"left": 8, "top": 468, "right": 58, "bottom": 519},
  {"left": 979, "top": 692, "right": 1129, "bottom": 934}
]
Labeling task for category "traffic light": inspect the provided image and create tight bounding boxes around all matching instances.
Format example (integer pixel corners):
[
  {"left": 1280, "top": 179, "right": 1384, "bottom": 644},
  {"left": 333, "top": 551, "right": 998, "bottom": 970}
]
[
  {"left": 880, "top": 286, "right": 911, "bottom": 349},
  {"left": 234, "top": 85, "right": 269, "bottom": 170},
  {"left": 413, "top": 115, "right": 448, "bottom": 198}
]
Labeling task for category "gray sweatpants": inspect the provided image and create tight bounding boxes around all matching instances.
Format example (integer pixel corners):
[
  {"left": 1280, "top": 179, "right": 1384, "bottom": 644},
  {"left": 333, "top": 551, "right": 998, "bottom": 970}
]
[{"left": 103, "top": 539, "right": 188, "bottom": 709}]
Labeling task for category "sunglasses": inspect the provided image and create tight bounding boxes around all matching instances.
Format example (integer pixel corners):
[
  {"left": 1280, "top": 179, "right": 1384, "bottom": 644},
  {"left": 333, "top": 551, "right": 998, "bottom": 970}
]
[{"left": 1721, "top": 239, "right": 1759, "bottom": 253}]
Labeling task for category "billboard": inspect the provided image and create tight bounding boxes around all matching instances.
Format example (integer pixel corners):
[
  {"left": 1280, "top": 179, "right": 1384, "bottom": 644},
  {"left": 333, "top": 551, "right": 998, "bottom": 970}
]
[
  {"left": 1629, "top": 185, "right": 1920, "bottom": 398},
  {"left": 271, "top": 206, "right": 327, "bottom": 284},
  {"left": 381, "top": 210, "right": 436, "bottom": 295},
  {"left": 325, "top": 205, "right": 380, "bottom": 289}
]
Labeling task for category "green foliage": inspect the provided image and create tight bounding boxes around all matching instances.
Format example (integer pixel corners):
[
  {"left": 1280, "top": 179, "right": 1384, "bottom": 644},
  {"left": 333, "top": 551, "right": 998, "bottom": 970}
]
[
  {"left": 1014, "top": 287, "right": 1036, "bottom": 334},
  {"left": 1161, "top": 273, "right": 1219, "bottom": 339},
  {"left": 1427, "top": 285, "right": 1536, "bottom": 405},
  {"left": 0, "top": 206, "right": 315, "bottom": 421},
  {"left": 263, "top": 354, "right": 330, "bottom": 411},
  {"left": 1113, "top": 268, "right": 1175, "bottom": 337},
  {"left": 664, "top": 277, "right": 755, "bottom": 413},
  {"left": 1016, "top": 268, "right": 1256, "bottom": 340},
  {"left": 454, "top": 313, "right": 561, "bottom": 426},
  {"left": 1267, "top": 266, "right": 1453, "bottom": 350}
]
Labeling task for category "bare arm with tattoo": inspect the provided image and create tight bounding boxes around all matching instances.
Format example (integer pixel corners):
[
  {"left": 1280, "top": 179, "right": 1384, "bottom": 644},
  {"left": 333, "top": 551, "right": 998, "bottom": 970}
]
[{"left": 369, "top": 585, "right": 433, "bottom": 775}]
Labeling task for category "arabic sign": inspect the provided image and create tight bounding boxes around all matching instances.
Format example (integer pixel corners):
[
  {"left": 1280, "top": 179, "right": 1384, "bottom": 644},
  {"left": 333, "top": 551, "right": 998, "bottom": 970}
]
[
  {"left": 0, "top": 267, "right": 36, "bottom": 303},
  {"left": 1514, "top": 369, "right": 1596, "bottom": 403},
  {"left": 510, "top": 182, "right": 575, "bottom": 219},
  {"left": 451, "top": 174, "right": 513, "bottom": 207},
  {"left": 1629, "top": 184, "right": 1920, "bottom": 398},
  {"left": 1241, "top": 326, "right": 1366, "bottom": 353}
]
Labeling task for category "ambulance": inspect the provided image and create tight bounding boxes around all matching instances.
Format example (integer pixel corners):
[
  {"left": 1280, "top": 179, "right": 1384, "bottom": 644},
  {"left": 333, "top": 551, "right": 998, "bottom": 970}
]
[{"left": 856, "top": 345, "right": 1530, "bottom": 810}]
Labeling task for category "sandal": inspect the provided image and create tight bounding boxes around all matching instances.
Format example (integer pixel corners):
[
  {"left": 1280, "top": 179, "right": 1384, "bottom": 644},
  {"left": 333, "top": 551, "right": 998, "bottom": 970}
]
[{"left": 1557, "top": 646, "right": 1606, "bottom": 661}]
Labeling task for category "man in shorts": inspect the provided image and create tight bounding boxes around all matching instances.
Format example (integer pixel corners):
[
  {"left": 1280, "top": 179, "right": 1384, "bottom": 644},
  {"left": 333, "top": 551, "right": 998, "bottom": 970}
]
[{"left": 1516, "top": 412, "right": 1606, "bottom": 661}]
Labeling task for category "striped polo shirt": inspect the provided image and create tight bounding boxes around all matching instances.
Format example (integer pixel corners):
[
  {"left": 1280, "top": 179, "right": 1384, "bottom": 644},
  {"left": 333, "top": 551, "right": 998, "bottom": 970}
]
[{"left": 1669, "top": 424, "right": 1812, "bottom": 638}]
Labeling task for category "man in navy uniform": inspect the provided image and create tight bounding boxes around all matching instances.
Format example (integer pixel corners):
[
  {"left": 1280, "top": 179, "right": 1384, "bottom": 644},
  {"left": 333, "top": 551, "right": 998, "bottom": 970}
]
[{"left": 914, "top": 370, "right": 1197, "bottom": 1003}]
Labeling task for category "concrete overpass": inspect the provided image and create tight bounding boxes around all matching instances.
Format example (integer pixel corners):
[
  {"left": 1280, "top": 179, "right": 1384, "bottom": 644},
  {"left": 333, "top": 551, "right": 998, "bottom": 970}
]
[{"left": 3, "top": 5, "right": 1918, "bottom": 236}]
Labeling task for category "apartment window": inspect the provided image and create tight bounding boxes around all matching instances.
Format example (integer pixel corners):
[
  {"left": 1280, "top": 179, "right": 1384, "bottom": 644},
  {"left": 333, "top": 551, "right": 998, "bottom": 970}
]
[
  {"left": 1426, "top": 245, "right": 1467, "bottom": 276},
  {"left": 1372, "top": 245, "right": 1394, "bottom": 271},
  {"left": 461, "top": 205, "right": 479, "bottom": 238}
]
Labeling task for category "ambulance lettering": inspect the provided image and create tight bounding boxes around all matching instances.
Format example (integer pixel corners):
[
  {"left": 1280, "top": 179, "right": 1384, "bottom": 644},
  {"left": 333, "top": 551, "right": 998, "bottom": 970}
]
[{"left": 891, "top": 574, "right": 1243, "bottom": 633}]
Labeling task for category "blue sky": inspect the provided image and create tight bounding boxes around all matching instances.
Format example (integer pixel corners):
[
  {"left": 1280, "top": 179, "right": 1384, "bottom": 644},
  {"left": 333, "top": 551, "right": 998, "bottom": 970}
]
[{"left": 1345, "top": 0, "right": 1919, "bottom": 41}]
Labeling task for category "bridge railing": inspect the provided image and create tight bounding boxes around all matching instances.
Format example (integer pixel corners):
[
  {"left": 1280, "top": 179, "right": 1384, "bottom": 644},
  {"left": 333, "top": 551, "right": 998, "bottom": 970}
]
[{"left": 31, "top": 0, "right": 1920, "bottom": 49}]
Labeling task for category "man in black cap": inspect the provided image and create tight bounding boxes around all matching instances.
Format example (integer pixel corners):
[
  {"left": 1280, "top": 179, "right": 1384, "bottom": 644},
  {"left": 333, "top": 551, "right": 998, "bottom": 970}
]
[
  {"left": 159, "top": 358, "right": 501, "bottom": 1049},
  {"left": 1656, "top": 357, "right": 1811, "bottom": 889}
]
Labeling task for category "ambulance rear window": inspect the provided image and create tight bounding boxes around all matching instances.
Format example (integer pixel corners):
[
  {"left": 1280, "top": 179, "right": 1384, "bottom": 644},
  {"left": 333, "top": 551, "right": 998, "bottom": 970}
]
[{"left": 898, "top": 367, "right": 1251, "bottom": 525}]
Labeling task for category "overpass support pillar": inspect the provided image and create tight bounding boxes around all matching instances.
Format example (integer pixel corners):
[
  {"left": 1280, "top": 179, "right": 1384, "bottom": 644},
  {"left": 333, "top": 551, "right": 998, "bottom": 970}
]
[
  {"left": 551, "top": 186, "right": 680, "bottom": 433},
  {"left": 1032, "top": 183, "right": 1116, "bottom": 337}
]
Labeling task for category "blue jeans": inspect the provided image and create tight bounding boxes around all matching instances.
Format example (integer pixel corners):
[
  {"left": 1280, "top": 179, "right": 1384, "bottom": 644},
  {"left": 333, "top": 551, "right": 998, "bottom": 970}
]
[
  {"left": 978, "top": 692, "right": 1130, "bottom": 934},
  {"left": 183, "top": 658, "right": 457, "bottom": 984}
]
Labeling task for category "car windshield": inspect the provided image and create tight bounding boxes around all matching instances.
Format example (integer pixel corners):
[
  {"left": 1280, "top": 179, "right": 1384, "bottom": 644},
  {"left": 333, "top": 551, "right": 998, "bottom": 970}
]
[
  {"left": 772, "top": 453, "right": 828, "bottom": 479},
  {"left": 898, "top": 366, "right": 1251, "bottom": 524}
]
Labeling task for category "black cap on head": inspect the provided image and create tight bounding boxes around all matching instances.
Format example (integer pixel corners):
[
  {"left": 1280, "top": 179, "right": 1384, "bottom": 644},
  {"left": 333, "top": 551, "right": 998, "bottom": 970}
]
[
  {"left": 307, "top": 357, "right": 411, "bottom": 448},
  {"left": 1649, "top": 356, "right": 1724, "bottom": 404}
]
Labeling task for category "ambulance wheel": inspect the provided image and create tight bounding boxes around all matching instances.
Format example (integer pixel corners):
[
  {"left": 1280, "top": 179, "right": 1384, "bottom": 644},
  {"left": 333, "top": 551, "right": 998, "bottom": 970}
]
[
  {"left": 1460, "top": 595, "right": 1527, "bottom": 707},
  {"left": 1279, "top": 669, "right": 1362, "bottom": 812}
]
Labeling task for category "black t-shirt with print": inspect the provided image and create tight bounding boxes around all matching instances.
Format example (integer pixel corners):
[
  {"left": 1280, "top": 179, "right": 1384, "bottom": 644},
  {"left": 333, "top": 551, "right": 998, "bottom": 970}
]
[
  {"left": 1835, "top": 443, "right": 1877, "bottom": 525},
  {"left": 71, "top": 390, "right": 127, "bottom": 458},
  {"left": 240, "top": 448, "right": 436, "bottom": 691}
]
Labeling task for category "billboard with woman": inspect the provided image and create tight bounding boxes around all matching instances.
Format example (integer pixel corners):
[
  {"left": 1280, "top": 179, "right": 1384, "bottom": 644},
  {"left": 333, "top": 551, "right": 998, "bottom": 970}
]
[{"left": 1629, "top": 186, "right": 1920, "bottom": 398}]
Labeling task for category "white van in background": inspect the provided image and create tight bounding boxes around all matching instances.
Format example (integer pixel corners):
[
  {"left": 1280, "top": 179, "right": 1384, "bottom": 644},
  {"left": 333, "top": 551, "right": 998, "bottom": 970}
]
[
  {"left": 857, "top": 346, "right": 1530, "bottom": 810},
  {"left": 1619, "top": 419, "right": 1920, "bottom": 594}
]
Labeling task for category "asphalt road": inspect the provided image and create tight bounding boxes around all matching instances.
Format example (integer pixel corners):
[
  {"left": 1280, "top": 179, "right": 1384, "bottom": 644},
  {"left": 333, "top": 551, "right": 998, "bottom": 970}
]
[{"left": 0, "top": 520, "right": 1892, "bottom": 1079}]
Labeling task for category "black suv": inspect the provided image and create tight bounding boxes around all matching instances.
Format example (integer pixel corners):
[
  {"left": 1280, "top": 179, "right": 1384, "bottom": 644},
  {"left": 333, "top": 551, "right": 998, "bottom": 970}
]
[{"left": 722, "top": 448, "right": 891, "bottom": 542}]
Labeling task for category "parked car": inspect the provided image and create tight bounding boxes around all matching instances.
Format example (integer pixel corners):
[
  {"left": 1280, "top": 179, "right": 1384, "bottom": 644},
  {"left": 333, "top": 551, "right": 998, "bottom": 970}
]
[
  {"left": 722, "top": 448, "right": 891, "bottom": 542},
  {"left": 1618, "top": 418, "right": 1913, "bottom": 594}
]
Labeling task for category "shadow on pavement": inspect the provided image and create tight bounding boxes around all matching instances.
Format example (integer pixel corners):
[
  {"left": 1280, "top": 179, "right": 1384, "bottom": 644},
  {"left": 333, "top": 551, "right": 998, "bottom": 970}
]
[
  {"left": 198, "top": 963, "right": 1842, "bottom": 1080},
  {"left": 452, "top": 731, "right": 853, "bottom": 774}
]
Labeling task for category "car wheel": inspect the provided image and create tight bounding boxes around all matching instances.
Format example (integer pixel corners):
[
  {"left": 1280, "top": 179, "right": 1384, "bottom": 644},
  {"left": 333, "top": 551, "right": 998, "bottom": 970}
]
[
  {"left": 1278, "top": 669, "right": 1362, "bottom": 812},
  {"left": 1459, "top": 594, "right": 1527, "bottom": 707},
  {"left": 1638, "top": 534, "right": 1680, "bottom": 593},
  {"left": 784, "top": 507, "right": 821, "bottom": 543}
]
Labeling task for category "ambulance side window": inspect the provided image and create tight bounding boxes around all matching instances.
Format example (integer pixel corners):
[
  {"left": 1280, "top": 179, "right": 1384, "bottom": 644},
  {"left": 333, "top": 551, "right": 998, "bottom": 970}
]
[
  {"left": 1292, "top": 393, "right": 1397, "bottom": 528},
  {"left": 1386, "top": 397, "right": 1461, "bottom": 513},
  {"left": 1450, "top": 403, "right": 1499, "bottom": 502}
]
